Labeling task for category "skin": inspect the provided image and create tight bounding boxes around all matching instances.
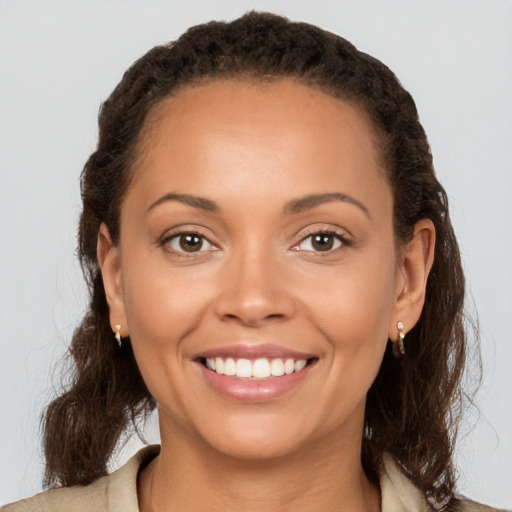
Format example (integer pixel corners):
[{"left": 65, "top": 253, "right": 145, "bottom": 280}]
[{"left": 98, "top": 79, "right": 435, "bottom": 512}]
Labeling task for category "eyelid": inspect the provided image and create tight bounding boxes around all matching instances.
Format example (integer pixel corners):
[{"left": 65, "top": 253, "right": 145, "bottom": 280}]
[
  {"left": 160, "top": 227, "right": 219, "bottom": 254},
  {"left": 291, "top": 226, "right": 351, "bottom": 252}
]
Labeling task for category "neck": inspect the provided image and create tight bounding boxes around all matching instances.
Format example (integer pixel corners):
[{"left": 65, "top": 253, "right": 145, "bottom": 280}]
[{"left": 138, "top": 422, "right": 380, "bottom": 512}]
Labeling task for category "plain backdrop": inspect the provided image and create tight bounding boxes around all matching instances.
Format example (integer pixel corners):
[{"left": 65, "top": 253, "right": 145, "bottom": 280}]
[{"left": 1, "top": 0, "right": 511, "bottom": 508}]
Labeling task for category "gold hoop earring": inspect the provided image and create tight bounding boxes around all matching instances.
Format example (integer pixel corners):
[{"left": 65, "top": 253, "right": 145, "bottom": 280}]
[
  {"left": 115, "top": 324, "right": 122, "bottom": 347},
  {"left": 393, "top": 321, "right": 406, "bottom": 357}
]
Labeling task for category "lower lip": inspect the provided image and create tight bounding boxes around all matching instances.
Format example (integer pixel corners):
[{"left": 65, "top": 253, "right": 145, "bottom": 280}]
[{"left": 197, "top": 362, "right": 313, "bottom": 403}]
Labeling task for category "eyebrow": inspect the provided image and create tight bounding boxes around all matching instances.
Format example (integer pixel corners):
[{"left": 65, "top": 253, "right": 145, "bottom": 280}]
[
  {"left": 283, "top": 193, "right": 370, "bottom": 218},
  {"left": 146, "top": 193, "right": 220, "bottom": 213},
  {"left": 146, "top": 191, "right": 369, "bottom": 218}
]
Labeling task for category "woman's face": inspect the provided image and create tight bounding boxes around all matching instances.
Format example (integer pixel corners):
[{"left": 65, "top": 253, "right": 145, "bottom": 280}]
[{"left": 104, "top": 79, "right": 411, "bottom": 460}]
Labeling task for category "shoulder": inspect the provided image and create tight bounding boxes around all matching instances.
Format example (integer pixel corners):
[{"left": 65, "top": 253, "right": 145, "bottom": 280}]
[
  {"left": 1, "top": 479, "right": 108, "bottom": 512},
  {"left": 455, "top": 497, "right": 510, "bottom": 512},
  {"left": 1, "top": 445, "right": 160, "bottom": 512},
  {"left": 380, "top": 453, "right": 510, "bottom": 512}
]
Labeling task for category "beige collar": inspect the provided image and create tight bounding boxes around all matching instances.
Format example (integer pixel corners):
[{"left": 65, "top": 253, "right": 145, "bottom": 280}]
[
  {"left": 108, "top": 446, "right": 430, "bottom": 512},
  {"left": 380, "top": 453, "right": 431, "bottom": 512},
  {"left": 107, "top": 446, "right": 497, "bottom": 512}
]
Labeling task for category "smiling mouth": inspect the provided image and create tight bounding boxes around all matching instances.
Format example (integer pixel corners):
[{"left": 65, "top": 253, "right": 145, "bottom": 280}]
[{"left": 198, "top": 357, "right": 318, "bottom": 380}]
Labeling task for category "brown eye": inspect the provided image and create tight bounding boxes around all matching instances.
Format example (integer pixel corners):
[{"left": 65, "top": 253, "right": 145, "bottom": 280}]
[
  {"left": 179, "top": 234, "right": 203, "bottom": 252},
  {"left": 166, "top": 233, "right": 215, "bottom": 253},
  {"left": 295, "top": 232, "right": 343, "bottom": 252},
  {"left": 311, "top": 234, "right": 335, "bottom": 251}
]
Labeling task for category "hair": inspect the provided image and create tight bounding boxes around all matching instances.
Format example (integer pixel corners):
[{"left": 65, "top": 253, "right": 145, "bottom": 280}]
[{"left": 42, "top": 11, "right": 475, "bottom": 510}]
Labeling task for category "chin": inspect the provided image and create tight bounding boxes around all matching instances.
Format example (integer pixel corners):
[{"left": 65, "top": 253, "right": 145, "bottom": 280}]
[{"left": 193, "top": 411, "right": 310, "bottom": 461}]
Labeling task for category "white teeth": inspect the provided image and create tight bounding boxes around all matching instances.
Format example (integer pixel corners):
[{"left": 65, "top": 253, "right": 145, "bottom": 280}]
[
  {"left": 224, "top": 357, "right": 236, "bottom": 376},
  {"left": 295, "top": 360, "right": 307, "bottom": 372},
  {"left": 236, "top": 358, "right": 252, "bottom": 378},
  {"left": 205, "top": 357, "right": 309, "bottom": 379},
  {"left": 270, "top": 358, "right": 285, "bottom": 377},
  {"left": 284, "top": 358, "right": 295, "bottom": 375},
  {"left": 253, "top": 358, "right": 271, "bottom": 378},
  {"left": 215, "top": 357, "right": 224, "bottom": 375}
]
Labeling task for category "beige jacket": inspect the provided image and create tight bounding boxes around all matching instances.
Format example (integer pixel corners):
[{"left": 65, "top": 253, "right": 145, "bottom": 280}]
[{"left": 2, "top": 446, "right": 507, "bottom": 511}]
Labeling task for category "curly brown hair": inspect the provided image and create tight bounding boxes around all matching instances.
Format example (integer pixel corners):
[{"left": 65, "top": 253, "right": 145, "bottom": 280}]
[{"left": 42, "top": 11, "right": 474, "bottom": 510}]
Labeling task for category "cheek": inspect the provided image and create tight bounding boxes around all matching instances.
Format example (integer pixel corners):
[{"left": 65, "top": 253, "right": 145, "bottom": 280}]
[
  {"left": 123, "top": 266, "right": 210, "bottom": 347},
  {"left": 120, "top": 247, "right": 218, "bottom": 378},
  {"left": 308, "top": 247, "right": 397, "bottom": 383},
  {"left": 120, "top": 260, "right": 216, "bottom": 415},
  {"left": 311, "top": 249, "right": 396, "bottom": 332}
]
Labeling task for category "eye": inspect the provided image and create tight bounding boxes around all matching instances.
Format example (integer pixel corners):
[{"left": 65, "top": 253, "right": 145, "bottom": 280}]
[
  {"left": 165, "top": 232, "right": 215, "bottom": 253},
  {"left": 295, "top": 232, "right": 344, "bottom": 252}
]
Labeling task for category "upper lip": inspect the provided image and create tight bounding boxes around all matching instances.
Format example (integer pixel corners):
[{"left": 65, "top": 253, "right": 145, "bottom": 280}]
[{"left": 195, "top": 343, "right": 315, "bottom": 361}]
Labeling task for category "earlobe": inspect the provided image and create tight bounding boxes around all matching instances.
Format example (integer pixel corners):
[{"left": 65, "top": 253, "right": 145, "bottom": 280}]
[
  {"left": 97, "top": 223, "right": 127, "bottom": 335},
  {"left": 390, "top": 219, "right": 436, "bottom": 338}
]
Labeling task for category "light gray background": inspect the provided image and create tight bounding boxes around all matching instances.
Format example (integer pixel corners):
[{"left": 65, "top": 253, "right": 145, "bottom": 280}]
[{"left": 1, "top": 0, "right": 511, "bottom": 508}]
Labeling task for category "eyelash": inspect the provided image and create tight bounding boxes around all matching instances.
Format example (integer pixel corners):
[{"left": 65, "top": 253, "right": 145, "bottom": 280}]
[
  {"left": 292, "top": 228, "right": 351, "bottom": 254},
  {"left": 160, "top": 227, "right": 351, "bottom": 256},
  {"left": 160, "top": 229, "right": 217, "bottom": 256}
]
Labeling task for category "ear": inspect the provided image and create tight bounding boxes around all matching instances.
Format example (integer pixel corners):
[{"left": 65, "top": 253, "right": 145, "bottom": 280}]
[
  {"left": 389, "top": 218, "right": 436, "bottom": 339},
  {"left": 97, "top": 223, "right": 128, "bottom": 337}
]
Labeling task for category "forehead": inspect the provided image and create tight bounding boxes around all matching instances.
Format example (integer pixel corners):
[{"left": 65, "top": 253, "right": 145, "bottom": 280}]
[
  {"left": 141, "top": 79, "right": 378, "bottom": 153},
  {"left": 126, "top": 79, "right": 389, "bottom": 214}
]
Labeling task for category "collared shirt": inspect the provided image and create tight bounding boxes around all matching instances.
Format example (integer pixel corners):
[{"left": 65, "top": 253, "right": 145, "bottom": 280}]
[{"left": 2, "top": 446, "right": 507, "bottom": 511}]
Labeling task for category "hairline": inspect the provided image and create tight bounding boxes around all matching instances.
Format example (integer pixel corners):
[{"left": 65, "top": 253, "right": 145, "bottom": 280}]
[{"left": 122, "top": 75, "right": 396, "bottom": 235}]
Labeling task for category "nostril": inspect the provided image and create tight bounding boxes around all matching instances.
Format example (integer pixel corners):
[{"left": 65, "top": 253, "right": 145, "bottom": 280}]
[
  {"left": 214, "top": 284, "right": 296, "bottom": 327},
  {"left": 220, "top": 312, "right": 288, "bottom": 326},
  {"left": 265, "top": 313, "right": 286, "bottom": 320}
]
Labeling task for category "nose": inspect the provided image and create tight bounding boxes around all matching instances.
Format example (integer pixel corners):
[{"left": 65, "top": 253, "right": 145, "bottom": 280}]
[{"left": 214, "top": 248, "right": 296, "bottom": 327}]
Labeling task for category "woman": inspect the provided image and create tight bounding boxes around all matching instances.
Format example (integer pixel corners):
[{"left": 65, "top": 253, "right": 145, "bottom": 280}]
[{"left": 3, "top": 11, "right": 507, "bottom": 512}]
